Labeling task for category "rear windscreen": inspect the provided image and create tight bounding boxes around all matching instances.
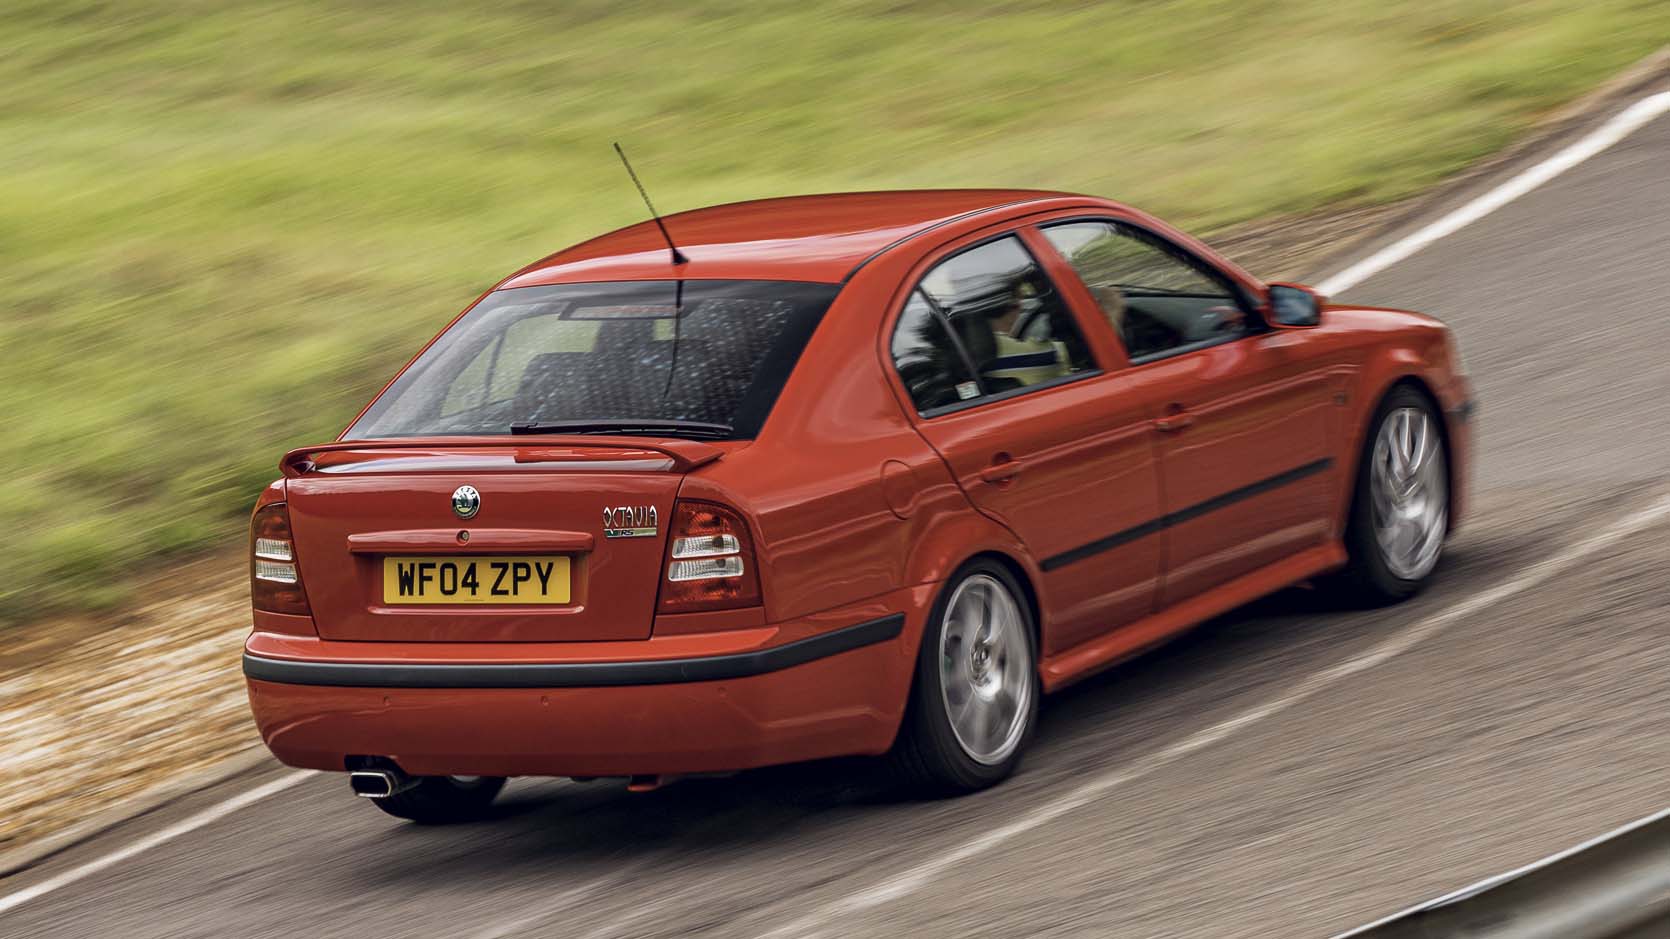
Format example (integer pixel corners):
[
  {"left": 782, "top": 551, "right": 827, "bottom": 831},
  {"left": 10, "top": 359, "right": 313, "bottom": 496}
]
[{"left": 346, "top": 280, "right": 840, "bottom": 439}]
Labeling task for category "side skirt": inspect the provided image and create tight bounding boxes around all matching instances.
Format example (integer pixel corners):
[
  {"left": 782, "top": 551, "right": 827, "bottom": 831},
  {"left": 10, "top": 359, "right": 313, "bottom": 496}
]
[{"left": 1038, "top": 542, "right": 1347, "bottom": 693}]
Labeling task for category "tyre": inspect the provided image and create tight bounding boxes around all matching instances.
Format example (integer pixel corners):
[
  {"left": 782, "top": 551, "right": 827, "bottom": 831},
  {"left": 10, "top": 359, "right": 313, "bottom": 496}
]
[
  {"left": 371, "top": 775, "right": 506, "bottom": 824},
  {"left": 1331, "top": 385, "right": 1450, "bottom": 605},
  {"left": 890, "top": 560, "right": 1040, "bottom": 794}
]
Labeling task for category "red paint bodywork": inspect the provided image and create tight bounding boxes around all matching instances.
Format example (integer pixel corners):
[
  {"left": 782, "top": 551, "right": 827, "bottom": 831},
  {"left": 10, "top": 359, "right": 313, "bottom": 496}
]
[{"left": 246, "top": 190, "right": 1472, "bottom": 778}]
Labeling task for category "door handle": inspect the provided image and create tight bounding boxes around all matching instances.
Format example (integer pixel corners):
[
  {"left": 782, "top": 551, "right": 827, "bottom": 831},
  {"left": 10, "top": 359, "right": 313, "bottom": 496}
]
[
  {"left": 978, "top": 456, "right": 1025, "bottom": 485},
  {"left": 1154, "top": 405, "right": 1194, "bottom": 433}
]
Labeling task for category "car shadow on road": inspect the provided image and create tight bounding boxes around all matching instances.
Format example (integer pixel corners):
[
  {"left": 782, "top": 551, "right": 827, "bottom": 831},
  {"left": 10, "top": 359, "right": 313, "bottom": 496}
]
[{"left": 356, "top": 516, "right": 1554, "bottom": 888}]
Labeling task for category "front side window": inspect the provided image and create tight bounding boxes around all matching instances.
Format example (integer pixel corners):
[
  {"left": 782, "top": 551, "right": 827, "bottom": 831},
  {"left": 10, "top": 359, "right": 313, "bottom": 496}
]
[
  {"left": 1041, "top": 221, "right": 1251, "bottom": 361},
  {"left": 348, "top": 280, "right": 839, "bottom": 439},
  {"left": 890, "top": 236, "right": 1095, "bottom": 413}
]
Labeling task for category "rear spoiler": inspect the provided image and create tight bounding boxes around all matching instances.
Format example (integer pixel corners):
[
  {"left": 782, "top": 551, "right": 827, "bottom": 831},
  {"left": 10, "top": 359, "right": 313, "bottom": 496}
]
[{"left": 280, "top": 436, "right": 724, "bottom": 478}]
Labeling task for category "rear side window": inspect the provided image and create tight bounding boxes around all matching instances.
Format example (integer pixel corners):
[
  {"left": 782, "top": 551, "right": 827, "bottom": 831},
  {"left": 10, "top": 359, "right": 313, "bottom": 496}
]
[
  {"left": 890, "top": 236, "right": 1095, "bottom": 414},
  {"left": 348, "top": 280, "right": 839, "bottom": 439},
  {"left": 892, "top": 292, "right": 982, "bottom": 410},
  {"left": 1041, "top": 221, "right": 1251, "bottom": 361}
]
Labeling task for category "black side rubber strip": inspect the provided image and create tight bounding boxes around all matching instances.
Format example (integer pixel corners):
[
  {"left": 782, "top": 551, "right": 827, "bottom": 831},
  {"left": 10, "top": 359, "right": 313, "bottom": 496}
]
[
  {"left": 1041, "top": 458, "right": 1334, "bottom": 572},
  {"left": 1039, "top": 517, "right": 1167, "bottom": 573},
  {"left": 243, "top": 613, "right": 905, "bottom": 689}
]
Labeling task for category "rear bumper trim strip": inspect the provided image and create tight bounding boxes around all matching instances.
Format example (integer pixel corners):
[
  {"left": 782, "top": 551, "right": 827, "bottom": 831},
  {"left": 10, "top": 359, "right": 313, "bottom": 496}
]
[{"left": 242, "top": 613, "right": 905, "bottom": 688}]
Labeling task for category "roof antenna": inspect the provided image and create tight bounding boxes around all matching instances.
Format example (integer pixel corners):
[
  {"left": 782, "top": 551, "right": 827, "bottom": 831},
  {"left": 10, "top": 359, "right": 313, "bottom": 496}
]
[{"left": 613, "top": 143, "right": 688, "bottom": 266}]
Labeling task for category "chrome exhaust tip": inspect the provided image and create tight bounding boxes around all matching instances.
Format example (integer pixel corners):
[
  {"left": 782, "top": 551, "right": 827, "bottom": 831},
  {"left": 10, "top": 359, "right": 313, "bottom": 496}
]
[{"left": 349, "top": 768, "right": 415, "bottom": 799}]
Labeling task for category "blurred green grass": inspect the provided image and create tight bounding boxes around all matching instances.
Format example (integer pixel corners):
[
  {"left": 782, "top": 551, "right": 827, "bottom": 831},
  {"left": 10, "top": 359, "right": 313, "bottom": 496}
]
[{"left": 2, "top": 0, "right": 1667, "bottom": 624}]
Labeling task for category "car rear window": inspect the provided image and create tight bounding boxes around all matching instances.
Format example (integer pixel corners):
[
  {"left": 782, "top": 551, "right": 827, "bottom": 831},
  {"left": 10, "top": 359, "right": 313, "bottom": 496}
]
[{"left": 347, "top": 280, "right": 840, "bottom": 439}]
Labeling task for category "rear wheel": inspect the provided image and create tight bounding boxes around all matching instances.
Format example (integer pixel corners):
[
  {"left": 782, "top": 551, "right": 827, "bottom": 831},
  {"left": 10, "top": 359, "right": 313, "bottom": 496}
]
[
  {"left": 1331, "top": 386, "right": 1449, "bottom": 604},
  {"left": 371, "top": 775, "right": 506, "bottom": 824},
  {"left": 890, "top": 561, "right": 1039, "bottom": 794}
]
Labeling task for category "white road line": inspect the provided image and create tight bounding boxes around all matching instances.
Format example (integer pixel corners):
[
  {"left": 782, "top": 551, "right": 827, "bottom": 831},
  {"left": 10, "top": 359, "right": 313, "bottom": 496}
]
[
  {"left": 757, "top": 491, "right": 1670, "bottom": 939},
  {"left": 0, "top": 769, "right": 316, "bottom": 916},
  {"left": 4, "top": 83, "right": 1669, "bottom": 931},
  {"left": 1317, "top": 90, "right": 1670, "bottom": 296}
]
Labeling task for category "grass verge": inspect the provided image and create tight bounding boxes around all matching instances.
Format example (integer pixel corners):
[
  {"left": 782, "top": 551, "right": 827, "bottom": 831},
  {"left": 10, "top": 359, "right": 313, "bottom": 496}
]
[{"left": 4, "top": 0, "right": 1668, "bottom": 622}]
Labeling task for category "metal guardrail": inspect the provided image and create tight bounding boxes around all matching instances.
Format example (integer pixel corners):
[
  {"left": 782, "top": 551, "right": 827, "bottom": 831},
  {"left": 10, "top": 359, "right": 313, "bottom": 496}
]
[{"left": 1335, "top": 806, "right": 1670, "bottom": 938}]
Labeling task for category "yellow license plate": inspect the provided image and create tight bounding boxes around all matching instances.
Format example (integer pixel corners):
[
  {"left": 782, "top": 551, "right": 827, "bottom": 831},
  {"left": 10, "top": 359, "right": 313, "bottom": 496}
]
[{"left": 382, "top": 556, "right": 571, "bottom": 605}]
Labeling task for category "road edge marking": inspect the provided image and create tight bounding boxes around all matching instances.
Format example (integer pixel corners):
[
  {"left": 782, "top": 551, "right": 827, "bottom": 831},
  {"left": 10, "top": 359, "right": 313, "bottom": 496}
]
[
  {"left": 0, "top": 769, "right": 316, "bottom": 917},
  {"left": 1317, "top": 90, "right": 1670, "bottom": 296},
  {"left": 756, "top": 491, "right": 1670, "bottom": 939}
]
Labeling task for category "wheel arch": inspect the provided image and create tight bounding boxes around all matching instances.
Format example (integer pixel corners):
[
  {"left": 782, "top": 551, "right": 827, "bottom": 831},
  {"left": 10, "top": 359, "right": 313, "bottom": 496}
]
[
  {"left": 962, "top": 550, "right": 1044, "bottom": 651},
  {"left": 1338, "top": 372, "right": 1455, "bottom": 535},
  {"left": 884, "top": 545, "right": 1046, "bottom": 788},
  {"left": 900, "top": 541, "right": 1047, "bottom": 686}
]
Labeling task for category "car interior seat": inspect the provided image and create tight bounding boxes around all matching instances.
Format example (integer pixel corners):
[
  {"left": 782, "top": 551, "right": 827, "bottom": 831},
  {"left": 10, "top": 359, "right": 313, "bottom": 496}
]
[{"left": 950, "top": 311, "right": 1022, "bottom": 393}]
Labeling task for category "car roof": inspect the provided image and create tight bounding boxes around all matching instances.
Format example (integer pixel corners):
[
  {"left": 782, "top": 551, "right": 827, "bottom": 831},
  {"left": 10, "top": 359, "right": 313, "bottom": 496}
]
[{"left": 498, "top": 189, "right": 1087, "bottom": 288}]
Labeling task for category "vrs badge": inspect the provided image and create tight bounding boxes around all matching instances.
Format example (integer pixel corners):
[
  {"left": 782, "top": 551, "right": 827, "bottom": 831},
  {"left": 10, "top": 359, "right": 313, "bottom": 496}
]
[{"left": 603, "top": 505, "right": 658, "bottom": 539}]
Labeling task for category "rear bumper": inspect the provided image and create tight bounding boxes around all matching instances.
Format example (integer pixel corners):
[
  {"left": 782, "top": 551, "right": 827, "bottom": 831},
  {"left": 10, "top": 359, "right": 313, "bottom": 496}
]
[{"left": 243, "top": 597, "right": 926, "bottom": 778}]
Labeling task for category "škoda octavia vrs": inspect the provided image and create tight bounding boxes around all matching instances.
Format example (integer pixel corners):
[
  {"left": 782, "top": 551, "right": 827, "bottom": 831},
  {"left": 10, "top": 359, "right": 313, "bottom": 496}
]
[{"left": 243, "top": 190, "right": 1471, "bottom": 822}]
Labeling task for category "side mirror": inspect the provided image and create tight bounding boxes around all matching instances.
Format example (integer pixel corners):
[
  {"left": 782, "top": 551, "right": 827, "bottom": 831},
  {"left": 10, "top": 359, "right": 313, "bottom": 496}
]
[{"left": 1266, "top": 282, "right": 1326, "bottom": 328}]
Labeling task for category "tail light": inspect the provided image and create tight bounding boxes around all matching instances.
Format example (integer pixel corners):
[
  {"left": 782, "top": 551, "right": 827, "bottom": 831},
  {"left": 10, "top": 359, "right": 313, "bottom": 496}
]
[
  {"left": 656, "top": 500, "right": 762, "bottom": 614},
  {"left": 250, "top": 502, "right": 311, "bottom": 616}
]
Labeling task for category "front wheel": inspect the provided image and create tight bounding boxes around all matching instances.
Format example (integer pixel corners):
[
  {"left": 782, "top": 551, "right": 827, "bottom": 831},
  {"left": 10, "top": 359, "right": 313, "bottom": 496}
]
[
  {"left": 371, "top": 775, "right": 506, "bottom": 824},
  {"left": 1331, "top": 386, "right": 1450, "bottom": 604},
  {"left": 890, "top": 561, "right": 1039, "bottom": 794}
]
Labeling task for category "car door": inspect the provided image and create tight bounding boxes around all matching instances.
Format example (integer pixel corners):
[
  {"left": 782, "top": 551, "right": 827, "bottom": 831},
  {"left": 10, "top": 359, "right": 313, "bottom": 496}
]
[
  {"left": 886, "top": 231, "right": 1165, "bottom": 655},
  {"left": 1039, "top": 219, "right": 1336, "bottom": 607}
]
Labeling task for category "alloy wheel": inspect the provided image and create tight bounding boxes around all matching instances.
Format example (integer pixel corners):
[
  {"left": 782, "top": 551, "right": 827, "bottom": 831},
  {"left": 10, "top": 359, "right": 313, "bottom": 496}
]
[
  {"left": 938, "top": 574, "right": 1034, "bottom": 765},
  {"left": 1370, "top": 406, "right": 1448, "bottom": 580}
]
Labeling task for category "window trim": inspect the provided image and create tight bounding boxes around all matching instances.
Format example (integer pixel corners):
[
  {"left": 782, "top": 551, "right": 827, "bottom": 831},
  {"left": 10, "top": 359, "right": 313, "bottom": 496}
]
[
  {"left": 1126, "top": 332, "right": 1249, "bottom": 366},
  {"left": 917, "top": 368, "right": 1105, "bottom": 419},
  {"left": 1039, "top": 215, "right": 1263, "bottom": 312},
  {"left": 1037, "top": 216, "right": 1270, "bottom": 366},
  {"left": 886, "top": 231, "right": 1104, "bottom": 419}
]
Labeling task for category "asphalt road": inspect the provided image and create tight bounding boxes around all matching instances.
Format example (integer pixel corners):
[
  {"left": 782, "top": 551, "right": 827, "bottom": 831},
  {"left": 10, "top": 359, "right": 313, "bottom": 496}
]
[{"left": 6, "top": 86, "right": 1670, "bottom": 939}]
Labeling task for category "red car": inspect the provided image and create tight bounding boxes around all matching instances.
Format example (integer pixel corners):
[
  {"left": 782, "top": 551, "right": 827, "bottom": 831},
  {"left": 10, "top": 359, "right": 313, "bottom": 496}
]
[{"left": 244, "top": 190, "right": 1471, "bottom": 821}]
